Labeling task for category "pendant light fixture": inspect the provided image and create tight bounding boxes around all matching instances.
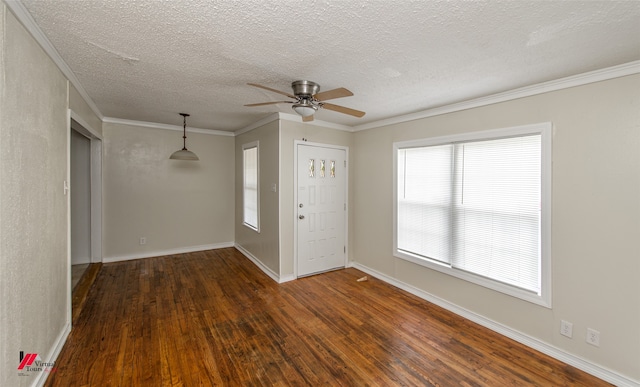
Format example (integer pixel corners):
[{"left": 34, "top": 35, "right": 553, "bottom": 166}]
[{"left": 169, "top": 113, "right": 199, "bottom": 160}]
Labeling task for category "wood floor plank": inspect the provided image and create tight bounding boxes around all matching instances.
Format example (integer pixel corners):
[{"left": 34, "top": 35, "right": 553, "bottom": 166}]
[
  {"left": 45, "top": 248, "right": 612, "bottom": 386},
  {"left": 72, "top": 262, "right": 102, "bottom": 324}
]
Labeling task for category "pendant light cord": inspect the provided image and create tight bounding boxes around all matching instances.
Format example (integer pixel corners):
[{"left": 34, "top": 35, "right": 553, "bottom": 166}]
[{"left": 180, "top": 113, "right": 190, "bottom": 150}]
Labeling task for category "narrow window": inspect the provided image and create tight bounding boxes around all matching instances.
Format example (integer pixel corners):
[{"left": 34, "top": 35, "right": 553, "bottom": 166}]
[{"left": 243, "top": 142, "right": 259, "bottom": 231}]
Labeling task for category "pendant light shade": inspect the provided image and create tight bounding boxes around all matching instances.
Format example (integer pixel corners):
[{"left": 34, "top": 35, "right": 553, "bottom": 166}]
[
  {"left": 169, "top": 149, "right": 199, "bottom": 160},
  {"left": 170, "top": 113, "right": 199, "bottom": 160}
]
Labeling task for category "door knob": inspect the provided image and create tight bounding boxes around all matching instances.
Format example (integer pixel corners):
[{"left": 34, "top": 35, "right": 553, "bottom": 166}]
[{"left": 298, "top": 215, "right": 305, "bottom": 219}]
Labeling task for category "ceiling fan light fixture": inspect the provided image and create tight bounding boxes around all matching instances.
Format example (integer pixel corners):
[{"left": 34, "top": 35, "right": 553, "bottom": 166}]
[
  {"left": 170, "top": 113, "right": 199, "bottom": 161},
  {"left": 246, "top": 81, "right": 365, "bottom": 119},
  {"left": 292, "top": 101, "right": 317, "bottom": 117}
]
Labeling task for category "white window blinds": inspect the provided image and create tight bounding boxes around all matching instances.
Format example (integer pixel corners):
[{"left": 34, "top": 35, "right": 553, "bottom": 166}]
[
  {"left": 397, "top": 134, "right": 542, "bottom": 293},
  {"left": 243, "top": 144, "right": 259, "bottom": 230}
]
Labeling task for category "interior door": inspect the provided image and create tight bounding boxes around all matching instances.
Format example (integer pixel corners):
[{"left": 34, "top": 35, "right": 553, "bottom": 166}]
[{"left": 297, "top": 144, "right": 346, "bottom": 277}]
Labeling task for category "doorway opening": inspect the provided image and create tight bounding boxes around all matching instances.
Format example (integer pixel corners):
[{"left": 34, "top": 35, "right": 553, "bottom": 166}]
[
  {"left": 69, "top": 114, "right": 102, "bottom": 322},
  {"left": 70, "top": 127, "right": 91, "bottom": 286}
]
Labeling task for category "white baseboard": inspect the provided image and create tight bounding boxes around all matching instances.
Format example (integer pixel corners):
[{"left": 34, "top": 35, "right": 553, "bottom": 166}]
[
  {"left": 350, "top": 262, "right": 639, "bottom": 387},
  {"left": 233, "top": 244, "right": 284, "bottom": 283},
  {"left": 35, "top": 321, "right": 71, "bottom": 387},
  {"left": 278, "top": 274, "right": 296, "bottom": 283},
  {"left": 102, "top": 242, "right": 235, "bottom": 263}
]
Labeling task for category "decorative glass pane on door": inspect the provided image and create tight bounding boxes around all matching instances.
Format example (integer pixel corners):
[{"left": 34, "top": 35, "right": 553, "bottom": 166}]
[
  {"left": 330, "top": 160, "right": 336, "bottom": 178},
  {"left": 309, "top": 159, "right": 315, "bottom": 177},
  {"left": 320, "top": 160, "right": 326, "bottom": 178}
]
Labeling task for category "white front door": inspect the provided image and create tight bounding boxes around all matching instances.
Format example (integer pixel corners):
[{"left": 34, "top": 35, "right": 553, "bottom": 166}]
[{"left": 297, "top": 144, "right": 346, "bottom": 277}]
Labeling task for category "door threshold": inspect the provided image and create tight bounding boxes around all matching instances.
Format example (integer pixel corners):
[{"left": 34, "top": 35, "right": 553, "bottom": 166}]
[{"left": 297, "top": 266, "right": 344, "bottom": 279}]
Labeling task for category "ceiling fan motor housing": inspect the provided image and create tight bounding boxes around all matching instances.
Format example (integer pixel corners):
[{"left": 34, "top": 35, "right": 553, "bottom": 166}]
[{"left": 292, "top": 80, "right": 319, "bottom": 97}]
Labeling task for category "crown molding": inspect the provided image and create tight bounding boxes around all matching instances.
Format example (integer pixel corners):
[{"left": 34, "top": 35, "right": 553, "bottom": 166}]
[
  {"left": 234, "top": 113, "right": 281, "bottom": 136},
  {"left": 354, "top": 60, "right": 640, "bottom": 132},
  {"left": 102, "top": 117, "right": 234, "bottom": 136},
  {"left": 5, "top": 0, "right": 104, "bottom": 121}
]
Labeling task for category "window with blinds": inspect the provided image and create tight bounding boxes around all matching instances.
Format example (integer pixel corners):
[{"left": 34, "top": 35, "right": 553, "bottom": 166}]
[
  {"left": 394, "top": 123, "right": 551, "bottom": 306},
  {"left": 243, "top": 142, "right": 259, "bottom": 231}
]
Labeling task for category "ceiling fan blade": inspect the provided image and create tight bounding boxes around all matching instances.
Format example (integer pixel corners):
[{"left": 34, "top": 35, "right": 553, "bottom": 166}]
[
  {"left": 247, "top": 83, "right": 296, "bottom": 99},
  {"left": 244, "top": 101, "right": 293, "bottom": 107},
  {"left": 302, "top": 115, "right": 314, "bottom": 122},
  {"left": 313, "top": 87, "right": 353, "bottom": 101},
  {"left": 321, "top": 102, "right": 366, "bottom": 118}
]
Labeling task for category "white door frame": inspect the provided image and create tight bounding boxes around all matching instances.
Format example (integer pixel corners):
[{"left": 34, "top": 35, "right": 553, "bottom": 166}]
[
  {"left": 293, "top": 140, "right": 349, "bottom": 278},
  {"left": 70, "top": 110, "right": 103, "bottom": 264}
]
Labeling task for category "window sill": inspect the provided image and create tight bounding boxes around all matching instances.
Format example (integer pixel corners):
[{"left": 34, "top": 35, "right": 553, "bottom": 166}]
[{"left": 394, "top": 250, "right": 551, "bottom": 308}]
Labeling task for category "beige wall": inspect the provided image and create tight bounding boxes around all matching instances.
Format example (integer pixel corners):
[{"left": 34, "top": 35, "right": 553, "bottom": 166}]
[
  {"left": 352, "top": 74, "right": 640, "bottom": 380},
  {"left": 102, "top": 122, "right": 235, "bottom": 260},
  {"left": 0, "top": 7, "right": 70, "bottom": 386},
  {"left": 279, "top": 120, "right": 354, "bottom": 278},
  {"left": 235, "top": 120, "right": 280, "bottom": 275}
]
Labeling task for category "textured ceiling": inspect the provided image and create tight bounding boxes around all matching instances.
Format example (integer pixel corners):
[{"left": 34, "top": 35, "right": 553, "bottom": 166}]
[{"left": 19, "top": 0, "right": 640, "bottom": 132}]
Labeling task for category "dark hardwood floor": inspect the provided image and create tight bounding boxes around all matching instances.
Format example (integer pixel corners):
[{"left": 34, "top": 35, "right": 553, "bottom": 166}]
[
  {"left": 46, "top": 248, "right": 610, "bottom": 386},
  {"left": 72, "top": 262, "right": 102, "bottom": 324}
]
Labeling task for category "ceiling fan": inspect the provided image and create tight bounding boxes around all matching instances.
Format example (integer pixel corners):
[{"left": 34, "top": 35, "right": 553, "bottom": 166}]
[{"left": 244, "top": 80, "right": 365, "bottom": 122}]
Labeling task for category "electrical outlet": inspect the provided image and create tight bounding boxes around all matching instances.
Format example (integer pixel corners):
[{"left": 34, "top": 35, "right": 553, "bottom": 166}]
[
  {"left": 139, "top": 237, "right": 146, "bottom": 245},
  {"left": 586, "top": 328, "right": 600, "bottom": 347},
  {"left": 560, "top": 320, "right": 573, "bottom": 338}
]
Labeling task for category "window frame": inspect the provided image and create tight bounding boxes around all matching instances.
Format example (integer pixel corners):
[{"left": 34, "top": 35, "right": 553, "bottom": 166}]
[
  {"left": 242, "top": 141, "right": 260, "bottom": 232},
  {"left": 393, "top": 123, "right": 552, "bottom": 307}
]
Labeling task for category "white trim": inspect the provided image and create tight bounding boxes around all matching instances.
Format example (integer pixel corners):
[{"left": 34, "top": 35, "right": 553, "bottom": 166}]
[
  {"left": 392, "top": 122, "right": 553, "bottom": 307},
  {"left": 393, "top": 122, "right": 551, "bottom": 149},
  {"left": 278, "top": 273, "right": 296, "bottom": 283},
  {"left": 102, "top": 242, "right": 234, "bottom": 263},
  {"left": 89, "top": 138, "right": 103, "bottom": 263},
  {"left": 101, "top": 116, "right": 234, "bottom": 136},
  {"left": 70, "top": 111, "right": 102, "bottom": 140},
  {"left": 5, "top": 0, "right": 104, "bottom": 121},
  {"left": 350, "top": 261, "right": 640, "bottom": 387},
  {"left": 65, "top": 107, "right": 72, "bottom": 325},
  {"left": 293, "top": 141, "right": 349, "bottom": 278},
  {"left": 35, "top": 321, "right": 71, "bottom": 387},
  {"left": 234, "top": 113, "right": 281, "bottom": 136},
  {"left": 47, "top": 107, "right": 71, "bottom": 387},
  {"left": 277, "top": 120, "right": 284, "bottom": 281},
  {"left": 234, "top": 244, "right": 281, "bottom": 283},
  {"left": 354, "top": 60, "right": 640, "bottom": 132}
]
